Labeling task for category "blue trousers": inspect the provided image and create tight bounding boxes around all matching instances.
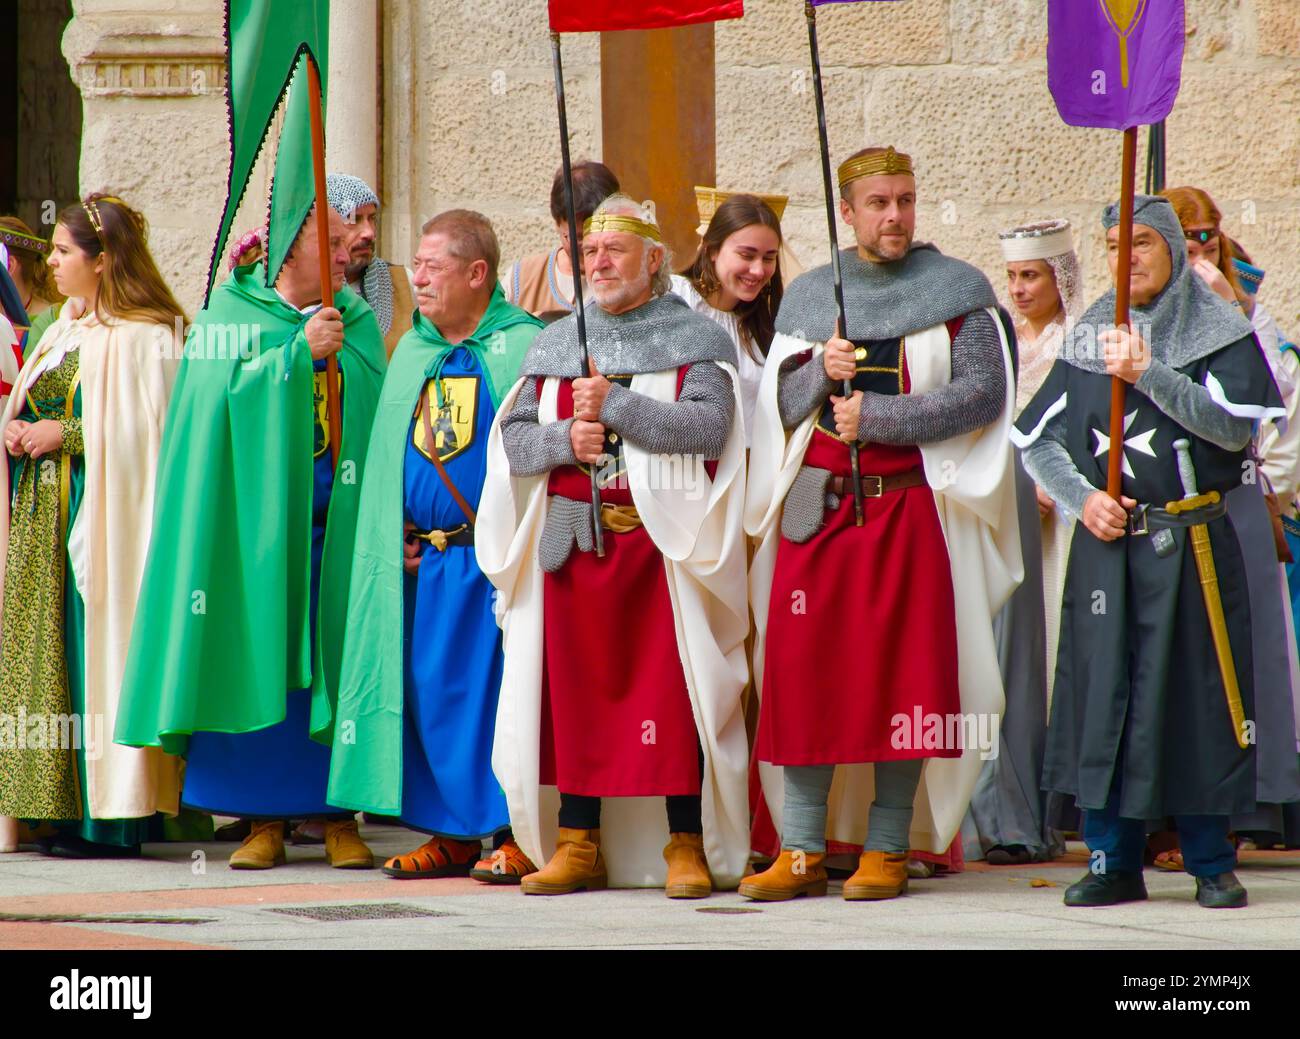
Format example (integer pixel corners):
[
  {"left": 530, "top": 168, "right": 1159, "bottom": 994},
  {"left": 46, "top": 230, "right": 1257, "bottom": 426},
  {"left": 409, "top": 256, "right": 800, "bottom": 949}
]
[{"left": 1084, "top": 771, "right": 1237, "bottom": 878}]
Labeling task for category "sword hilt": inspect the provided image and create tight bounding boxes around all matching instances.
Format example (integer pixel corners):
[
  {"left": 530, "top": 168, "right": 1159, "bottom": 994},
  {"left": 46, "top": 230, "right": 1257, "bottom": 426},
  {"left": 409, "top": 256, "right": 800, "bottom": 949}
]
[{"left": 1172, "top": 438, "right": 1199, "bottom": 501}]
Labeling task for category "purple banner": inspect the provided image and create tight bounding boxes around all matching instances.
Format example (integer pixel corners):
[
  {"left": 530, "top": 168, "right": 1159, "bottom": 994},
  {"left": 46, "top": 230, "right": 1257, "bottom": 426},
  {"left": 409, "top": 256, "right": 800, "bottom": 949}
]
[{"left": 1048, "top": 0, "right": 1185, "bottom": 129}]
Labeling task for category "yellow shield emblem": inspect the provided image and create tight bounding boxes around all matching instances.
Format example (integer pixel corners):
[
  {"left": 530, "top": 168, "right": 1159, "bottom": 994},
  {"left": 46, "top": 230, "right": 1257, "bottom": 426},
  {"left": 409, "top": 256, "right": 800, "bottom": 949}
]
[
  {"left": 313, "top": 369, "right": 345, "bottom": 459},
  {"left": 412, "top": 376, "right": 479, "bottom": 464}
]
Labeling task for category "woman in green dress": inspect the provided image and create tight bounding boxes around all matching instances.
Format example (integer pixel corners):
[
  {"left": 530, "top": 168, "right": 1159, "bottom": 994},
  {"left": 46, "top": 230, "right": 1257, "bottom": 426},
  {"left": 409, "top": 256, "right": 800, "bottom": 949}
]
[{"left": 0, "top": 194, "right": 185, "bottom": 857}]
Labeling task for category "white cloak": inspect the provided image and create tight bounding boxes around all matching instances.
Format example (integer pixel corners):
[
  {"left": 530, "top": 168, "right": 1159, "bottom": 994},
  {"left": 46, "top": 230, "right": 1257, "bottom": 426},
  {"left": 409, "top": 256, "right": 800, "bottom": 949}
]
[{"left": 745, "top": 310, "right": 1022, "bottom": 853}]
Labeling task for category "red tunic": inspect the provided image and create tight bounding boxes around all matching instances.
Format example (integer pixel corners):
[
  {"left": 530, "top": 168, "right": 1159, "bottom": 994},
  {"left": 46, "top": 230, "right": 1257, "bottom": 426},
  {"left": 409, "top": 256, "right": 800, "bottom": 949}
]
[
  {"left": 538, "top": 372, "right": 702, "bottom": 797},
  {"left": 755, "top": 343, "right": 962, "bottom": 766}
]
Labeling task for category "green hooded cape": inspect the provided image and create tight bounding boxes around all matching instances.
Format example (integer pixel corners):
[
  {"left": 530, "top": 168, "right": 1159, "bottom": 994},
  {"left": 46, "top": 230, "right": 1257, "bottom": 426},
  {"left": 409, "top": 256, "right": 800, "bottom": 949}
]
[
  {"left": 115, "top": 263, "right": 386, "bottom": 755},
  {"left": 324, "top": 287, "right": 540, "bottom": 813}
]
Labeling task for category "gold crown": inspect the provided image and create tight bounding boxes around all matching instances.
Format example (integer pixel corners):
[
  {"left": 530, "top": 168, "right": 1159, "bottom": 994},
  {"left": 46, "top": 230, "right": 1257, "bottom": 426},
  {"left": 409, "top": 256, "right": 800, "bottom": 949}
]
[
  {"left": 582, "top": 212, "right": 663, "bottom": 243},
  {"left": 837, "top": 147, "right": 914, "bottom": 191},
  {"left": 693, "top": 186, "right": 789, "bottom": 232}
]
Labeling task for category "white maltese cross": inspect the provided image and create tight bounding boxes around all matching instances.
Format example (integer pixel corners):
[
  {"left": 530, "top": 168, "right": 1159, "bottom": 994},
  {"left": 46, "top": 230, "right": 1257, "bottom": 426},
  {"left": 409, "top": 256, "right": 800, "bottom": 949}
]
[{"left": 1092, "top": 410, "right": 1158, "bottom": 479}]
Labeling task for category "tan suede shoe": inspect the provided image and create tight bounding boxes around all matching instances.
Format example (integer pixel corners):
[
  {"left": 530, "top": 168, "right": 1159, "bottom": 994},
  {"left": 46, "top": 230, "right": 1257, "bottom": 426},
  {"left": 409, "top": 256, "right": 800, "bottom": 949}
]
[
  {"left": 738, "top": 849, "right": 828, "bottom": 901},
  {"left": 324, "top": 819, "right": 375, "bottom": 869},
  {"left": 663, "top": 832, "right": 712, "bottom": 899},
  {"left": 229, "top": 820, "right": 286, "bottom": 870},
  {"left": 520, "top": 827, "right": 607, "bottom": 895},
  {"left": 842, "top": 850, "right": 909, "bottom": 900}
]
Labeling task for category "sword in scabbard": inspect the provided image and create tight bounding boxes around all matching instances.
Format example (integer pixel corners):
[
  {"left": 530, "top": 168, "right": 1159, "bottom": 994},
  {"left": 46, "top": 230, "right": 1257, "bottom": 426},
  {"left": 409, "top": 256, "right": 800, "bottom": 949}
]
[{"left": 1168, "top": 438, "right": 1249, "bottom": 750}]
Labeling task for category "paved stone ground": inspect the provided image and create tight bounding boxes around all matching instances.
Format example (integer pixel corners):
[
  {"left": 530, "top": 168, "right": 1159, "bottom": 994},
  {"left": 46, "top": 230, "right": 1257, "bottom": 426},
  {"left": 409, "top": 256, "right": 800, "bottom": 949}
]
[{"left": 2, "top": 824, "right": 1298, "bottom": 950}]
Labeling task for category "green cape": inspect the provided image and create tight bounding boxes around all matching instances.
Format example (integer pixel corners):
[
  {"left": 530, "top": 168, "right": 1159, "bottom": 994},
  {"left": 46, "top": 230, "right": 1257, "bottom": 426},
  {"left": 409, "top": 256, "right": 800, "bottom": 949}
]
[
  {"left": 324, "top": 287, "right": 540, "bottom": 812},
  {"left": 115, "top": 263, "right": 386, "bottom": 755}
]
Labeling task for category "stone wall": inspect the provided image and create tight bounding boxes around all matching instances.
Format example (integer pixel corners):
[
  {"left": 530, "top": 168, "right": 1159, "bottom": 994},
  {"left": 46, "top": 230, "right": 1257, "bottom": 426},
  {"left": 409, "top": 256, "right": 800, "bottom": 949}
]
[{"left": 64, "top": 0, "right": 1299, "bottom": 328}]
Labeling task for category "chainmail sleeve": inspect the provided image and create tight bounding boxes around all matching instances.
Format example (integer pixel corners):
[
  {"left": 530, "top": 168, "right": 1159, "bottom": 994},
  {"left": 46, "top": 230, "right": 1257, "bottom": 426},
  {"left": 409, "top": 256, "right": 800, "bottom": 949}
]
[
  {"left": 1134, "top": 359, "right": 1255, "bottom": 452},
  {"left": 778, "top": 352, "right": 835, "bottom": 429},
  {"left": 500, "top": 377, "right": 578, "bottom": 477},
  {"left": 1020, "top": 420, "right": 1096, "bottom": 519},
  {"left": 598, "top": 361, "right": 734, "bottom": 460},
  {"left": 855, "top": 309, "right": 1006, "bottom": 445}
]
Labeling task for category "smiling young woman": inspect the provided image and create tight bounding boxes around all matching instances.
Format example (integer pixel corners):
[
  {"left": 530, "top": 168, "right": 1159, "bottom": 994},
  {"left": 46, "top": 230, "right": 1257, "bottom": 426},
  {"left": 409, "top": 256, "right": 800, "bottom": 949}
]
[
  {"left": 0, "top": 194, "right": 186, "bottom": 858},
  {"left": 673, "top": 193, "right": 787, "bottom": 449}
]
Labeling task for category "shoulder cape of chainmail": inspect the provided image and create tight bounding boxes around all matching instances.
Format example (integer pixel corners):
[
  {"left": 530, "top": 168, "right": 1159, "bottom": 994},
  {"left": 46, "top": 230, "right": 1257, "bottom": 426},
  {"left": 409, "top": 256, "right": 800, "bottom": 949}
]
[
  {"left": 520, "top": 290, "right": 738, "bottom": 377},
  {"left": 1068, "top": 195, "right": 1255, "bottom": 374},
  {"left": 774, "top": 242, "right": 997, "bottom": 342},
  {"left": 360, "top": 258, "right": 393, "bottom": 334}
]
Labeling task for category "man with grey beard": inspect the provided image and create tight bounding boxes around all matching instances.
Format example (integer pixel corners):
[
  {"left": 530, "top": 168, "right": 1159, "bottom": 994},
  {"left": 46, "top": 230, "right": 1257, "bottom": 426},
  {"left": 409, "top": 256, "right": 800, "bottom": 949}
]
[{"left": 477, "top": 194, "right": 752, "bottom": 899}]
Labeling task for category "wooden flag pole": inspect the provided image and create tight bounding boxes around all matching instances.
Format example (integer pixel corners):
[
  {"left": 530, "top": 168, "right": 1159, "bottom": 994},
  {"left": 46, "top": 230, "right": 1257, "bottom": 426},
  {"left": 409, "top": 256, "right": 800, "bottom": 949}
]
[
  {"left": 550, "top": 30, "right": 605, "bottom": 557},
  {"left": 306, "top": 52, "right": 342, "bottom": 470},
  {"left": 1107, "top": 125, "right": 1139, "bottom": 500},
  {"left": 805, "top": 1, "right": 864, "bottom": 527}
]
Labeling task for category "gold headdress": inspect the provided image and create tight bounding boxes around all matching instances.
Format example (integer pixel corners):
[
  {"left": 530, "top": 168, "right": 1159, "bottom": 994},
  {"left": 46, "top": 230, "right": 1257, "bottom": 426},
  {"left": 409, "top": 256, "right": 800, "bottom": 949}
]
[
  {"left": 836, "top": 147, "right": 914, "bottom": 193},
  {"left": 582, "top": 212, "right": 663, "bottom": 243},
  {"left": 693, "top": 186, "right": 789, "bottom": 236}
]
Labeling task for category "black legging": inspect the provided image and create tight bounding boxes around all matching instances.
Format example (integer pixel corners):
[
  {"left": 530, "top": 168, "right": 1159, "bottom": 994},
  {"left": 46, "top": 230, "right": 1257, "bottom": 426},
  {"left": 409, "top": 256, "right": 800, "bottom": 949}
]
[
  {"left": 558, "top": 792, "right": 702, "bottom": 834},
  {"left": 557, "top": 747, "right": 705, "bottom": 834}
]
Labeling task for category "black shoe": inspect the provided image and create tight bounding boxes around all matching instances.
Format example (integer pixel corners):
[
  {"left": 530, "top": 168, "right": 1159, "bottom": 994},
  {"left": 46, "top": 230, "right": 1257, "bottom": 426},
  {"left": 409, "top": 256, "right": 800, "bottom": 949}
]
[
  {"left": 39, "top": 834, "right": 141, "bottom": 860},
  {"left": 1194, "top": 871, "right": 1247, "bottom": 909},
  {"left": 986, "top": 844, "right": 1032, "bottom": 865},
  {"left": 1063, "top": 869, "right": 1148, "bottom": 907}
]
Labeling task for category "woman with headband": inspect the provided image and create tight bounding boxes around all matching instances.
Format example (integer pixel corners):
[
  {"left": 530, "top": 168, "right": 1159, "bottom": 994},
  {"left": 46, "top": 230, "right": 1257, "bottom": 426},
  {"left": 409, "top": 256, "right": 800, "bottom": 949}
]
[
  {"left": 0, "top": 193, "right": 186, "bottom": 857},
  {"left": 0, "top": 217, "right": 65, "bottom": 352}
]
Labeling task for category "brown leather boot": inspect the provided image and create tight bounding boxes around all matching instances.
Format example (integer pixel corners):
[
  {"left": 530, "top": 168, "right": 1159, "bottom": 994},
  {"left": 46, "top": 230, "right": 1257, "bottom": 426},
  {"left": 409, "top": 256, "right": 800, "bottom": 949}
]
[
  {"left": 324, "top": 819, "right": 375, "bottom": 869},
  {"left": 843, "top": 850, "right": 909, "bottom": 900},
  {"left": 663, "top": 832, "right": 712, "bottom": 899},
  {"left": 229, "top": 820, "right": 286, "bottom": 870},
  {"left": 520, "top": 828, "right": 607, "bottom": 895},
  {"left": 738, "top": 849, "right": 828, "bottom": 901}
]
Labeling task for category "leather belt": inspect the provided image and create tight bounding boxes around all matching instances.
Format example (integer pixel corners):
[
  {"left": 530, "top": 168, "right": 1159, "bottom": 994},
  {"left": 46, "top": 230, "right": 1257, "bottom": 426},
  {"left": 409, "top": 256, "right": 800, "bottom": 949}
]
[
  {"left": 1127, "top": 498, "right": 1228, "bottom": 535},
  {"left": 409, "top": 523, "right": 474, "bottom": 550},
  {"left": 599, "top": 503, "right": 643, "bottom": 533},
  {"left": 828, "top": 466, "right": 927, "bottom": 499}
]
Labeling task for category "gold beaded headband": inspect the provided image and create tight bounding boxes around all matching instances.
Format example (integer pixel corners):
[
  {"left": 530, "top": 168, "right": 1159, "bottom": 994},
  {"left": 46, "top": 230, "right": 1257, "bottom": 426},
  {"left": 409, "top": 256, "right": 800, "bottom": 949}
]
[
  {"left": 581, "top": 213, "right": 664, "bottom": 243},
  {"left": 81, "top": 196, "right": 131, "bottom": 241},
  {"left": 837, "top": 147, "right": 914, "bottom": 191}
]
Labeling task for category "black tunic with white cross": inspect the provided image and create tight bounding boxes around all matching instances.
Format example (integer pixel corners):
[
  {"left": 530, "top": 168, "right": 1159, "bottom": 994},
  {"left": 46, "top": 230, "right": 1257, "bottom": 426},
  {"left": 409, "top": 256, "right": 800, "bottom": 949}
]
[{"left": 1013, "top": 333, "right": 1283, "bottom": 818}]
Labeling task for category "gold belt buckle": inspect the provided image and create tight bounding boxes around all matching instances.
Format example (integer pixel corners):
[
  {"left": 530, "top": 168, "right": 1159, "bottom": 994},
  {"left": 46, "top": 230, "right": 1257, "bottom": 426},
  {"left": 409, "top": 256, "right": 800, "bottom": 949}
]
[{"left": 862, "top": 475, "right": 884, "bottom": 498}]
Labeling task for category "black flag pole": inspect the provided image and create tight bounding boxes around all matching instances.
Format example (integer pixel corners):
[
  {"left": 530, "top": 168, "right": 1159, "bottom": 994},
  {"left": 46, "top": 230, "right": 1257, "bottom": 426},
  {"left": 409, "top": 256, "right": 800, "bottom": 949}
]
[
  {"left": 1145, "top": 119, "right": 1166, "bottom": 194},
  {"left": 550, "top": 30, "right": 605, "bottom": 558},
  {"left": 805, "top": 1, "right": 864, "bottom": 527}
]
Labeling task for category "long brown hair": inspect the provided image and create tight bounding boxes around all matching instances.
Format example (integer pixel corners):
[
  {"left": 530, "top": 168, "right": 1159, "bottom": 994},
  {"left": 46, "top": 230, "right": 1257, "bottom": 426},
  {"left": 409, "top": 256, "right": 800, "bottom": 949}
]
[
  {"left": 57, "top": 194, "right": 187, "bottom": 327},
  {"left": 0, "top": 216, "right": 63, "bottom": 306},
  {"left": 683, "top": 194, "right": 784, "bottom": 361},
  {"left": 1160, "top": 186, "right": 1244, "bottom": 299}
]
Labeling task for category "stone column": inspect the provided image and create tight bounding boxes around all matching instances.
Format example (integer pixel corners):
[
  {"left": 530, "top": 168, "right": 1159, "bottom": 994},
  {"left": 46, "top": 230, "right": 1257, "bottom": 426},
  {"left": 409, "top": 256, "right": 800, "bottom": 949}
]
[{"left": 326, "top": 0, "right": 379, "bottom": 189}]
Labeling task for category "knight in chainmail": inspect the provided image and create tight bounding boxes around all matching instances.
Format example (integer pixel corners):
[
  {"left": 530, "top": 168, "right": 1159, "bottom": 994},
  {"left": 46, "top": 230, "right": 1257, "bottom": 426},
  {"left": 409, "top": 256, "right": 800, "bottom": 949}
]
[
  {"left": 1013, "top": 195, "right": 1286, "bottom": 910},
  {"left": 325, "top": 173, "right": 414, "bottom": 357},
  {"left": 491, "top": 194, "right": 746, "bottom": 899},
  {"left": 741, "top": 146, "right": 1018, "bottom": 905}
]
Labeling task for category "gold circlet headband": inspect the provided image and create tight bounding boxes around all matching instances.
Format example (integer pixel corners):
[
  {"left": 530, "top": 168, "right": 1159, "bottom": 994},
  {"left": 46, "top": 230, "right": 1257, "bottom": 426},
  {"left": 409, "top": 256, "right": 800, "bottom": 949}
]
[
  {"left": 837, "top": 148, "right": 914, "bottom": 190},
  {"left": 81, "top": 196, "right": 130, "bottom": 239},
  {"left": 581, "top": 213, "right": 663, "bottom": 243}
]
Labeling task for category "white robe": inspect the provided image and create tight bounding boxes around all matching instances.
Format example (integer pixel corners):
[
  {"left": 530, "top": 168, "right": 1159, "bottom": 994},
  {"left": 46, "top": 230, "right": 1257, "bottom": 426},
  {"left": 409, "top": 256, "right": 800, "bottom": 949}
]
[
  {"left": 746, "top": 311, "right": 1022, "bottom": 853},
  {"left": 477, "top": 364, "right": 752, "bottom": 887}
]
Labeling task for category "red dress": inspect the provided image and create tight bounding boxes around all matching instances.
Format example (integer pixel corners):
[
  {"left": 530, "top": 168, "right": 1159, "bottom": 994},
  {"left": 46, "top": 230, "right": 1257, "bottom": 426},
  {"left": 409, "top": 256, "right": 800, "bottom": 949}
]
[
  {"left": 755, "top": 338, "right": 962, "bottom": 766},
  {"left": 538, "top": 372, "right": 702, "bottom": 797}
]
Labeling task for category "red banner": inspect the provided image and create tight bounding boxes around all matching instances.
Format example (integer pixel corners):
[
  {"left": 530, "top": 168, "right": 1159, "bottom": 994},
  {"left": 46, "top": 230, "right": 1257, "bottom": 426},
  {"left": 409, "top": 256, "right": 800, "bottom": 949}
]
[{"left": 548, "top": 0, "right": 743, "bottom": 32}]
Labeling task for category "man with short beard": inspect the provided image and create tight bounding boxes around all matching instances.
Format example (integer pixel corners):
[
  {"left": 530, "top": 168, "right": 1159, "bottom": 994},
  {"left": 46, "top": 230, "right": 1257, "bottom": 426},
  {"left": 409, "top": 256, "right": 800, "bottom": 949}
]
[
  {"left": 743, "top": 146, "right": 1020, "bottom": 902},
  {"left": 477, "top": 194, "right": 751, "bottom": 898},
  {"left": 326, "top": 174, "right": 413, "bottom": 357}
]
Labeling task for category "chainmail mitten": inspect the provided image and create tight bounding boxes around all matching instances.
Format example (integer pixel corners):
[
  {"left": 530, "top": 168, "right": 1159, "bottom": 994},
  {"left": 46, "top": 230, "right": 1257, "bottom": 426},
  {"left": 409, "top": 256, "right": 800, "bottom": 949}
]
[
  {"left": 781, "top": 465, "right": 833, "bottom": 543},
  {"left": 539, "top": 495, "right": 596, "bottom": 573}
]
